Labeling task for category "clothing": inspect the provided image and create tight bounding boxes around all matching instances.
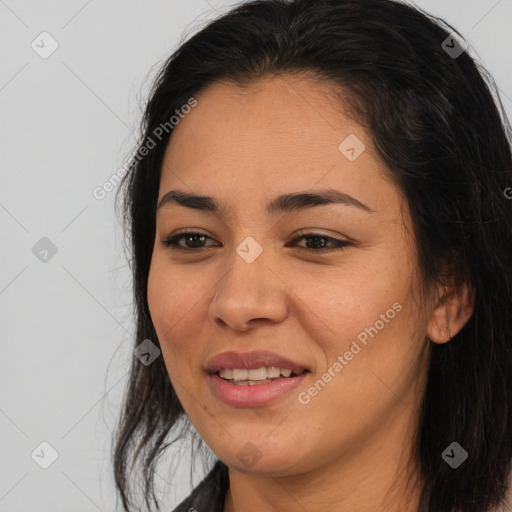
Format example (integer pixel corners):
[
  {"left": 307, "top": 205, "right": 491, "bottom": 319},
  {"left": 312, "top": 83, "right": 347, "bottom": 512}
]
[{"left": 171, "top": 460, "right": 229, "bottom": 512}]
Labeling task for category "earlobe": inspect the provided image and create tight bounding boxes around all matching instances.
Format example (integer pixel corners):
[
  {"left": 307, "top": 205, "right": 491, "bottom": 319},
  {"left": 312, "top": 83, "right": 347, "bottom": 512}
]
[{"left": 427, "top": 280, "right": 475, "bottom": 344}]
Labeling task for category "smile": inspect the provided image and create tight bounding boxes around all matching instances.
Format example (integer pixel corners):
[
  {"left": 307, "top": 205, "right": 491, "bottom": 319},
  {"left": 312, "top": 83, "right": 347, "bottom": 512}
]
[{"left": 218, "top": 366, "right": 306, "bottom": 384}]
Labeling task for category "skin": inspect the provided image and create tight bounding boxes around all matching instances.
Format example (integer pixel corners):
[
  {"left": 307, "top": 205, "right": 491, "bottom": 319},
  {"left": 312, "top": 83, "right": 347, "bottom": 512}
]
[{"left": 147, "top": 74, "right": 474, "bottom": 512}]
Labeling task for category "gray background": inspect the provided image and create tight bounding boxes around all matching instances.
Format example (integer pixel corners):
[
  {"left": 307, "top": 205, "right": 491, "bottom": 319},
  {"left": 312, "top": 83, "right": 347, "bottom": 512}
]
[{"left": 1, "top": 0, "right": 511, "bottom": 510}]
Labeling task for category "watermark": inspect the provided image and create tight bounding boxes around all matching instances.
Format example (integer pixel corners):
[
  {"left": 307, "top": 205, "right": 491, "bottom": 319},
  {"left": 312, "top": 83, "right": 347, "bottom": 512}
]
[
  {"left": 236, "top": 442, "right": 263, "bottom": 468},
  {"left": 236, "top": 236, "right": 263, "bottom": 263},
  {"left": 31, "top": 441, "right": 59, "bottom": 469},
  {"left": 92, "top": 165, "right": 129, "bottom": 200},
  {"left": 31, "top": 31, "right": 59, "bottom": 59},
  {"left": 441, "top": 32, "right": 467, "bottom": 59},
  {"left": 504, "top": 187, "right": 512, "bottom": 200},
  {"left": 338, "top": 133, "right": 365, "bottom": 161},
  {"left": 134, "top": 339, "right": 161, "bottom": 366},
  {"left": 92, "top": 97, "right": 197, "bottom": 200},
  {"left": 441, "top": 442, "right": 468, "bottom": 469},
  {"left": 297, "top": 301, "right": 403, "bottom": 405},
  {"left": 151, "top": 97, "right": 198, "bottom": 141},
  {"left": 32, "top": 237, "right": 58, "bottom": 263}
]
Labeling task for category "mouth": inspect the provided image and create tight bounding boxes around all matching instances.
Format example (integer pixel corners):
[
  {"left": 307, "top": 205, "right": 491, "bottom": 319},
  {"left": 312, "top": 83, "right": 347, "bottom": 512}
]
[
  {"left": 216, "top": 366, "right": 307, "bottom": 385},
  {"left": 205, "top": 350, "right": 311, "bottom": 406}
]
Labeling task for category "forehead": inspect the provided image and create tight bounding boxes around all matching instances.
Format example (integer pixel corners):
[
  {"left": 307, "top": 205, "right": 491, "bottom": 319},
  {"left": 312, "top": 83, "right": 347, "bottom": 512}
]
[
  {"left": 165, "top": 74, "right": 359, "bottom": 160},
  {"left": 159, "top": 75, "right": 402, "bottom": 218}
]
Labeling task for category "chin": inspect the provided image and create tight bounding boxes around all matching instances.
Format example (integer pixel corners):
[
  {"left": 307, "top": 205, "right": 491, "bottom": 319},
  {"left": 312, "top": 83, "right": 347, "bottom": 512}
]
[{"left": 218, "top": 444, "right": 305, "bottom": 475}]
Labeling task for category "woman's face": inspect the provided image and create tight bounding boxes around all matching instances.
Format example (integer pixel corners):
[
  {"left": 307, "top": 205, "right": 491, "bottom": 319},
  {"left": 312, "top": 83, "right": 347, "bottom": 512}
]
[{"left": 148, "top": 75, "right": 434, "bottom": 476}]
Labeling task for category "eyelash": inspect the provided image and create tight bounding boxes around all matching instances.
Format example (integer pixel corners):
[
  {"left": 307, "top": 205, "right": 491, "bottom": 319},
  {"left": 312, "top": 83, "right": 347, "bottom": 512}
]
[{"left": 161, "top": 231, "right": 352, "bottom": 253}]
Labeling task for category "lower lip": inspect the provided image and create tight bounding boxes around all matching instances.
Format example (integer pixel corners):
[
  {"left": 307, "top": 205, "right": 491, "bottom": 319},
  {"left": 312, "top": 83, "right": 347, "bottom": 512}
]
[{"left": 208, "top": 372, "right": 309, "bottom": 407}]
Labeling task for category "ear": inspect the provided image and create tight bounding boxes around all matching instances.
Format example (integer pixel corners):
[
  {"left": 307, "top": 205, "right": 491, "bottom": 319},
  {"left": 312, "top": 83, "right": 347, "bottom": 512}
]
[{"left": 427, "top": 278, "right": 475, "bottom": 344}]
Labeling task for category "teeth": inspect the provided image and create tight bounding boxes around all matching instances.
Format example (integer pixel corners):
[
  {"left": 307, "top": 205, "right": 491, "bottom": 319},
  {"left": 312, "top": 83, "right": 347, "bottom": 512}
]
[
  {"left": 221, "top": 368, "right": 234, "bottom": 379},
  {"left": 248, "top": 367, "right": 266, "bottom": 380},
  {"left": 232, "top": 369, "right": 248, "bottom": 380},
  {"left": 267, "top": 366, "right": 281, "bottom": 378},
  {"left": 218, "top": 366, "right": 303, "bottom": 381}
]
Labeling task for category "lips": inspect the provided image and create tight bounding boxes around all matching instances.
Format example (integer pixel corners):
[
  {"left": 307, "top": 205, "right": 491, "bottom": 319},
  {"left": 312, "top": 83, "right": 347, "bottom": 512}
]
[
  {"left": 205, "top": 350, "right": 309, "bottom": 376},
  {"left": 205, "top": 350, "right": 311, "bottom": 407}
]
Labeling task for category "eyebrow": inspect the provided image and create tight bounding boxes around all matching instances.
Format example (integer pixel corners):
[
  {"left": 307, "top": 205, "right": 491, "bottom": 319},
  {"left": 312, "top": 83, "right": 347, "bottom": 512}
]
[{"left": 156, "top": 188, "right": 375, "bottom": 216}]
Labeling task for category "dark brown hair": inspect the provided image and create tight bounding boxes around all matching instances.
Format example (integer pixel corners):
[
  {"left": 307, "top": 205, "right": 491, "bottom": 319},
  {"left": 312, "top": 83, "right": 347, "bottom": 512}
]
[{"left": 113, "top": 1, "right": 512, "bottom": 510}]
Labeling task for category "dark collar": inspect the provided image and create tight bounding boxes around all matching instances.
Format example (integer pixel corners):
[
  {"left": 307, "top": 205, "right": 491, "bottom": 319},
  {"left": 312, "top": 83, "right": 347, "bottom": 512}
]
[{"left": 171, "top": 460, "right": 229, "bottom": 512}]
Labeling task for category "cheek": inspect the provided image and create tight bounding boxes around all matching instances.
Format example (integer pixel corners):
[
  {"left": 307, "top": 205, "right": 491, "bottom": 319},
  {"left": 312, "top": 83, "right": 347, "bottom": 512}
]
[
  {"left": 305, "top": 262, "right": 426, "bottom": 397},
  {"left": 148, "top": 256, "right": 200, "bottom": 328},
  {"left": 147, "top": 260, "right": 172, "bottom": 335},
  {"left": 147, "top": 257, "right": 212, "bottom": 376},
  {"left": 299, "top": 263, "right": 405, "bottom": 351},
  {"left": 147, "top": 260, "right": 189, "bottom": 360}
]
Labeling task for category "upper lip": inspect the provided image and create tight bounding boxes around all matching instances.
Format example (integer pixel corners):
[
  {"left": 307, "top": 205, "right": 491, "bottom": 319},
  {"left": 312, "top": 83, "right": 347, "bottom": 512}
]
[{"left": 205, "top": 350, "right": 309, "bottom": 375}]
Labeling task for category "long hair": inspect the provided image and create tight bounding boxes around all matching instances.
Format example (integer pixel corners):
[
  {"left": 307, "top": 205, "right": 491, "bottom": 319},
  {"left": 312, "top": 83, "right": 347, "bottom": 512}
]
[{"left": 113, "top": 1, "right": 512, "bottom": 510}]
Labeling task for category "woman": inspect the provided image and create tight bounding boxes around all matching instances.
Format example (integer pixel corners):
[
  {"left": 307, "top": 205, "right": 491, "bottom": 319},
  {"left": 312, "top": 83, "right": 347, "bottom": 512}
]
[{"left": 113, "top": 1, "right": 512, "bottom": 511}]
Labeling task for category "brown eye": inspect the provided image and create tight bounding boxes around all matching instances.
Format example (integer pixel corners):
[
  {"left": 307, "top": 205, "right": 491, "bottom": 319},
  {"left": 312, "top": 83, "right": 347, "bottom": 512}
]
[
  {"left": 288, "top": 233, "right": 352, "bottom": 252},
  {"left": 162, "top": 232, "right": 219, "bottom": 251}
]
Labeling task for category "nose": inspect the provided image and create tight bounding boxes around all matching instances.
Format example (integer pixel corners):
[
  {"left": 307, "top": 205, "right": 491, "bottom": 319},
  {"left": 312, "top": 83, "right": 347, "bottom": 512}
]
[{"left": 209, "top": 249, "right": 289, "bottom": 332}]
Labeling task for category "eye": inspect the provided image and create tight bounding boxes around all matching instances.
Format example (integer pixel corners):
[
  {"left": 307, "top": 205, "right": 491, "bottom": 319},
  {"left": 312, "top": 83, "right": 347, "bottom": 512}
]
[
  {"left": 161, "top": 231, "right": 220, "bottom": 251},
  {"left": 162, "top": 230, "right": 352, "bottom": 252},
  {"left": 287, "top": 231, "right": 352, "bottom": 252}
]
